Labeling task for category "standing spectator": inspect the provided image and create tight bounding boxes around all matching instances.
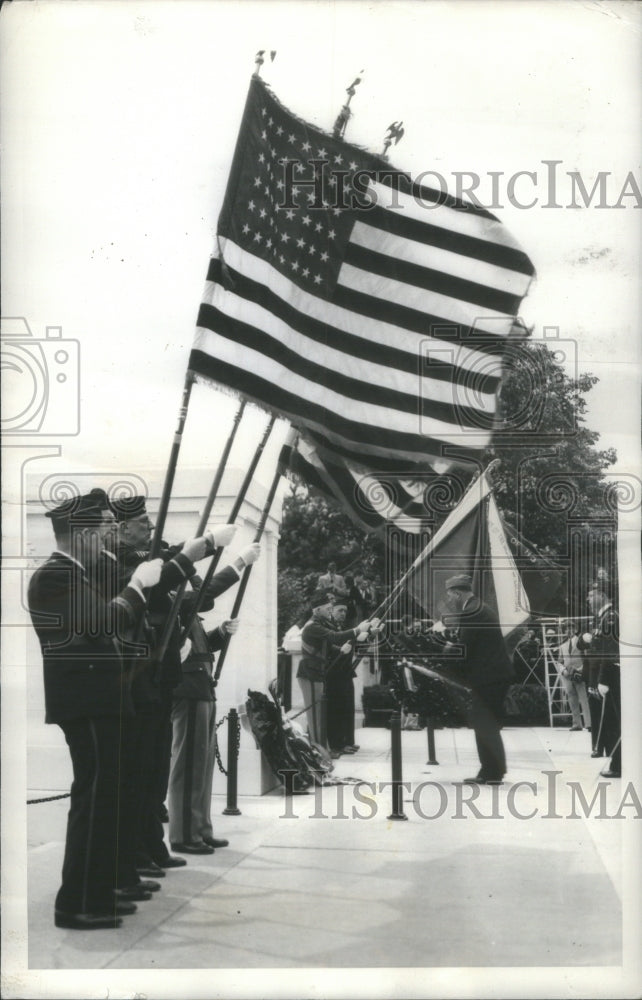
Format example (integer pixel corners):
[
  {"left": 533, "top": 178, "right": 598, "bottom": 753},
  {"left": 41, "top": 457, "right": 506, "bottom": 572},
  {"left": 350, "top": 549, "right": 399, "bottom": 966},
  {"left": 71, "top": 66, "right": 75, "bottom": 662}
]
[
  {"left": 325, "top": 601, "right": 359, "bottom": 756},
  {"left": 317, "top": 561, "right": 348, "bottom": 598},
  {"left": 579, "top": 587, "right": 621, "bottom": 777},
  {"left": 557, "top": 624, "right": 591, "bottom": 731},
  {"left": 297, "top": 591, "right": 374, "bottom": 746}
]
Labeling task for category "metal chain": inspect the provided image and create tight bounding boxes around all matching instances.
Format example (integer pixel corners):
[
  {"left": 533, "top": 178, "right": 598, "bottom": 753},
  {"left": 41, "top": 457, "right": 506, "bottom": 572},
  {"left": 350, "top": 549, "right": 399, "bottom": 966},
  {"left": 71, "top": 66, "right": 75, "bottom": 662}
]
[
  {"left": 27, "top": 792, "right": 71, "bottom": 805},
  {"left": 214, "top": 710, "right": 242, "bottom": 776}
]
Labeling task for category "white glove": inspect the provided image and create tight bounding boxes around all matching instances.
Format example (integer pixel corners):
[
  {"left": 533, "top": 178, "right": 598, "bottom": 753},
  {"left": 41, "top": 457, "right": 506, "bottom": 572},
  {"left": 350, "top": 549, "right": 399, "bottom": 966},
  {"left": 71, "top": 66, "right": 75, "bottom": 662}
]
[
  {"left": 182, "top": 536, "right": 208, "bottom": 562},
  {"left": 368, "top": 617, "right": 381, "bottom": 630},
  {"left": 581, "top": 632, "right": 593, "bottom": 645},
  {"left": 356, "top": 632, "right": 369, "bottom": 642},
  {"left": 431, "top": 620, "right": 447, "bottom": 634},
  {"left": 598, "top": 683, "right": 609, "bottom": 697},
  {"left": 340, "top": 641, "right": 352, "bottom": 654},
  {"left": 130, "top": 558, "right": 163, "bottom": 590},
  {"left": 179, "top": 638, "right": 193, "bottom": 663},
  {"left": 222, "top": 618, "right": 240, "bottom": 635},
  {"left": 209, "top": 523, "right": 237, "bottom": 548},
  {"left": 356, "top": 619, "right": 371, "bottom": 634},
  {"left": 235, "top": 543, "right": 261, "bottom": 567}
]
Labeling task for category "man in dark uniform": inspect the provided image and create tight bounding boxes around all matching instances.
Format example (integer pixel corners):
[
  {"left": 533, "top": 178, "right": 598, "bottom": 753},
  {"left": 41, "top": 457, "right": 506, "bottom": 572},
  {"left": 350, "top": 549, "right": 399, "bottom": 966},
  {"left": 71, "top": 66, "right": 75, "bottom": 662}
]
[
  {"left": 107, "top": 496, "right": 237, "bottom": 873},
  {"left": 579, "top": 587, "right": 621, "bottom": 777},
  {"left": 324, "top": 600, "right": 364, "bottom": 756},
  {"left": 28, "top": 492, "right": 163, "bottom": 929},
  {"left": 443, "top": 574, "right": 514, "bottom": 784},
  {"left": 298, "top": 590, "right": 376, "bottom": 750}
]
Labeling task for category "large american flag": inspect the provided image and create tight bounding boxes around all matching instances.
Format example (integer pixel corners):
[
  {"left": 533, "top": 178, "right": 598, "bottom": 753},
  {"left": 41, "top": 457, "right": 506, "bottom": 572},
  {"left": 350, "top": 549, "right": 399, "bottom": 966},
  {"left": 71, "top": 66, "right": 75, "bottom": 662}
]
[{"left": 190, "top": 76, "right": 535, "bottom": 471}]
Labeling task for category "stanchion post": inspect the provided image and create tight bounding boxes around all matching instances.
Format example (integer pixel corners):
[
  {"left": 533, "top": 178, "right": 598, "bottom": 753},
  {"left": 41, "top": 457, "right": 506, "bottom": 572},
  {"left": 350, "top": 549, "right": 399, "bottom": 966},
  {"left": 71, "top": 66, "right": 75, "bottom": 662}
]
[
  {"left": 387, "top": 712, "right": 408, "bottom": 821},
  {"left": 426, "top": 717, "right": 439, "bottom": 765},
  {"left": 223, "top": 708, "right": 241, "bottom": 816}
]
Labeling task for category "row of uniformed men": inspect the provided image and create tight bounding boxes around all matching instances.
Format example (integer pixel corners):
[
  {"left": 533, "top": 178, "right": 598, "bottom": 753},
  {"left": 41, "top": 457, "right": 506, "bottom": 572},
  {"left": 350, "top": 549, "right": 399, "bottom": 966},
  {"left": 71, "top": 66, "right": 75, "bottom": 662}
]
[{"left": 28, "top": 489, "right": 259, "bottom": 930}]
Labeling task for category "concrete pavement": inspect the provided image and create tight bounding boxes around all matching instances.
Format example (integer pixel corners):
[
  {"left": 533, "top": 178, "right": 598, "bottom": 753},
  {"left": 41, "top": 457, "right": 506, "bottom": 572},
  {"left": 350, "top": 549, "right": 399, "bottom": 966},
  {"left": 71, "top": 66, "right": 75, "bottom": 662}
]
[{"left": 25, "top": 721, "right": 631, "bottom": 980}]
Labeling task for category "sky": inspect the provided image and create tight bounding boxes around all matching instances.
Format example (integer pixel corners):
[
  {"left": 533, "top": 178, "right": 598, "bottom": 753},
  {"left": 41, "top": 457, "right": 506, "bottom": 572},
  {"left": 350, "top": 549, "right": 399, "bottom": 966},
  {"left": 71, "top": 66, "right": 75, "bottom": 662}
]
[{"left": 1, "top": 0, "right": 641, "bottom": 497}]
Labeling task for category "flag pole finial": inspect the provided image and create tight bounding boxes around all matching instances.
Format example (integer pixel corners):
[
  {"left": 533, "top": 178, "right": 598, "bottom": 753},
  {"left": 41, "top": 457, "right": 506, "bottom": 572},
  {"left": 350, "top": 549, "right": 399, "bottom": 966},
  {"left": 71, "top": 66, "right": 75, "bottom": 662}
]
[
  {"left": 381, "top": 120, "right": 405, "bottom": 160},
  {"left": 333, "top": 72, "right": 364, "bottom": 140},
  {"left": 253, "top": 49, "right": 276, "bottom": 78}
]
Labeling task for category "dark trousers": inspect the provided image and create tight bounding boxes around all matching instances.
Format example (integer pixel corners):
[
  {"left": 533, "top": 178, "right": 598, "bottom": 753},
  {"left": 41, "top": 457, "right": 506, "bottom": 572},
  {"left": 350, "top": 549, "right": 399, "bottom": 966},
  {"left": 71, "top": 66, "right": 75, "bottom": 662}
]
[
  {"left": 600, "top": 688, "right": 621, "bottom": 772},
  {"left": 57, "top": 717, "right": 122, "bottom": 914},
  {"left": 325, "top": 668, "right": 355, "bottom": 750},
  {"left": 470, "top": 682, "right": 509, "bottom": 780},
  {"left": 116, "top": 715, "right": 141, "bottom": 888},
  {"left": 133, "top": 706, "right": 170, "bottom": 865}
]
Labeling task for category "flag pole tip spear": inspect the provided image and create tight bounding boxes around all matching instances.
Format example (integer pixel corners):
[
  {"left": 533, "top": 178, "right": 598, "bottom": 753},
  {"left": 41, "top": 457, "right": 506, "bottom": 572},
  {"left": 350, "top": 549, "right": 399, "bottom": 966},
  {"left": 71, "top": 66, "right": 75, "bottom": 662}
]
[
  {"left": 253, "top": 49, "right": 277, "bottom": 78},
  {"left": 332, "top": 71, "right": 364, "bottom": 140},
  {"left": 381, "top": 120, "right": 404, "bottom": 160}
]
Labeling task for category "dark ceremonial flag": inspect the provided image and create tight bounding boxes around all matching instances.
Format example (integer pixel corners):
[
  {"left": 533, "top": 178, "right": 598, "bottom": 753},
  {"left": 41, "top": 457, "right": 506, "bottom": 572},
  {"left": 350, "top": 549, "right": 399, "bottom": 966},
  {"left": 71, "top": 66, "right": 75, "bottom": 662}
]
[
  {"left": 405, "top": 472, "right": 564, "bottom": 635},
  {"left": 190, "top": 75, "right": 535, "bottom": 472}
]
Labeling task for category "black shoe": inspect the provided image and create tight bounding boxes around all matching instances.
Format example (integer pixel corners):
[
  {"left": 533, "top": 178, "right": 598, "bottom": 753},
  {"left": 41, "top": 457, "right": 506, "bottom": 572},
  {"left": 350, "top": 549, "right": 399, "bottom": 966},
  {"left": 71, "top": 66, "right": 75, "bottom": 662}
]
[
  {"left": 600, "top": 769, "right": 621, "bottom": 778},
  {"left": 157, "top": 855, "right": 188, "bottom": 868},
  {"left": 114, "top": 901, "right": 138, "bottom": 915},
  {"left": 464, "top": 775, "right": 503, "bottom": 785},
  {"left": 345, "top": 744, "right": 360, "bottom": 751},
  {"left": 569, "top": 725, "right": 582, "bottom": 732},
  {"left": 54, "top": 910, "right": 123, "bottom": 930},
  {"left": 114, "top": 887, "right": 153, "bottom": 902},
  {"left": 158, "top": 803, "right": 169, "bottom": 823},
  {"left": 341, "top": 746, "right": 357, "bottom": 754},
  {"left": 203, "top": 837, "right": 229, "bottom": 849},
  {"left": 170, "top": 842, "right": 215, "bottom": 855},
  {"left": 136, "top": 865, "right": 166, "bottom": 878},
  {"left": 137, "top": 879, "right": 161, "bottom": 892},
  {"left": 590, "top": 749, "right": 603, "bottom": 758},
  {"left": 329, "top": 750, "right": 342, "bottom": 759}
]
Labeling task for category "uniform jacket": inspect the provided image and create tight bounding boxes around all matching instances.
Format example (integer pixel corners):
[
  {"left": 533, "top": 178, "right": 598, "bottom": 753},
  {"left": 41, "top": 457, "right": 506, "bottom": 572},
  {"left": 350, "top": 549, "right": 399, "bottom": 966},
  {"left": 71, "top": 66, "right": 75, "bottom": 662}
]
[
  {"left": 447, "top": 597, "right": 514, "bottom": 690},
  {"left": 110, "top": 541, "right": 200, "bottom": 706},
  {"left": 171, "top": 564, "right": 241, "bottom": 701},
  {"left": 578, "top": 604, "right": 620, "bottom": 692},
  {"left": 297, "top": 615, "right": 358, "bottom": 682},
  {"left": 28, "top": 550, "right": 146, "bottom": 724}
]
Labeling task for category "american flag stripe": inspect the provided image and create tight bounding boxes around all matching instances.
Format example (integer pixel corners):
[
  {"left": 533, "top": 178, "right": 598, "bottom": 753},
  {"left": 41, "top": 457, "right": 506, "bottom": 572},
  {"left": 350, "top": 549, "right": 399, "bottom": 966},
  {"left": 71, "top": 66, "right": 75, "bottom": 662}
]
[
  {"left": 203, "top": 253, "right": 504, "bottom": 379},
  {"left": 359, "top": 201, "right": 533, "bottom": 275},
  {"left": 280, "top": 432, "right": 431, "bottom": 535},
  {"left": 370, "top": 179, "right": 534, "bottom": 264},
  {"left": 190, "top": 76, "right": 534, "bottom": 473},
  {"left": 196, "top": 295, "right": 497, "bottom": 415},
  {"left": 349, "top": 221, "right": 530, "bottom": 298}
]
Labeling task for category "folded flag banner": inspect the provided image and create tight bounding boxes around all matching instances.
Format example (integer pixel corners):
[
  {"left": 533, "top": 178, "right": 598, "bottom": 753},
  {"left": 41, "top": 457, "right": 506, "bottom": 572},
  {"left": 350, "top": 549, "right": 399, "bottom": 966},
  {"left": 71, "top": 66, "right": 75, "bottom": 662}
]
[
  {"left": 404, "top": 472, "right": 564, "bottom": 634},
  {"left": 190, "top": 75, "right": 535, "bottom": 472},
  {"left": 279, "top": 428, "right": 430, "bottom": 535}
]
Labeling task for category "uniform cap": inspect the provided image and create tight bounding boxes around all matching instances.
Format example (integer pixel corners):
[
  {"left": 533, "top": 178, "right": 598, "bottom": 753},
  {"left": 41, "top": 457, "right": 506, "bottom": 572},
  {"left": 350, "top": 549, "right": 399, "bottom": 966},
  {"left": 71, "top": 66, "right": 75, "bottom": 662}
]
[
  {"left": 108, "top": 495, "right": 148, "bottom": 522},
  {"left": 445, "top": 574, "right": 473, "bottom": 592}
]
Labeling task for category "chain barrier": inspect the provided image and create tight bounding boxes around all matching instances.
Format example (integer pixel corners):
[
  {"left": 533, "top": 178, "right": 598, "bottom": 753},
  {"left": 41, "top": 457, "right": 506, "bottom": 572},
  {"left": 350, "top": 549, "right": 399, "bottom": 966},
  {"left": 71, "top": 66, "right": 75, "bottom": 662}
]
[
  {"left": 27, "top": 793, "right": 71, "bottom": 805},
  {"left": 214, "top": 710, "right": 240, "bottom": 776}
]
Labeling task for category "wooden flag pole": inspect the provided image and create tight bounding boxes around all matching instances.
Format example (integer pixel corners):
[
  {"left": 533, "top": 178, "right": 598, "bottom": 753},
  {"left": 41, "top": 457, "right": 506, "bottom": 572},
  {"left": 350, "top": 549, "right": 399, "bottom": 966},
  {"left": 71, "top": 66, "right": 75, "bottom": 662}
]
[
  {"left": 212, "top": 453, "right": 284, "bottom": 684},
  {"left": 150, "top": 371, "right": 195, "bottom": 559},
  {"left": 179, "top": 413, "right": 277, "bottom": 641},
  {"left": 154, "top": 398, "right": 247, "bottom": 662}
]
